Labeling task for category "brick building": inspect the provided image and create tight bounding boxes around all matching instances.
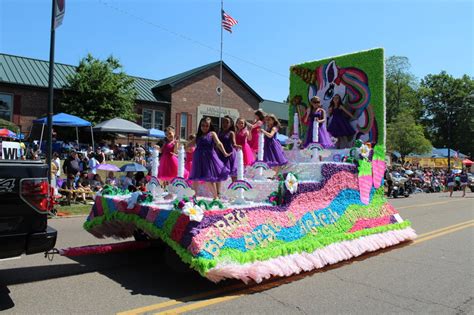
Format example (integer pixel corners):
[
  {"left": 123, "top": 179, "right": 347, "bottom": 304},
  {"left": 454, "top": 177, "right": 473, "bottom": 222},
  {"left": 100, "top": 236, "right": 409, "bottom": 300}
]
[{"left": 0, "top": 53, "right": 267, "bottom": 140}]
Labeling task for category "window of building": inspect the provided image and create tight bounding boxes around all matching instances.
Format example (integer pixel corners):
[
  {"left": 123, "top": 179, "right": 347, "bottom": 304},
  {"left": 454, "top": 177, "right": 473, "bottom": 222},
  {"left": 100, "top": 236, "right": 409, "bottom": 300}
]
[
  {"left": 180, "top": 113, "right": 187, "bottom": 139},
  {"left": 0, "top": 93, "right": 13, "bottom": 121},
  {"left": 142, "top": 108, "right": 165, "bottom": 130}
]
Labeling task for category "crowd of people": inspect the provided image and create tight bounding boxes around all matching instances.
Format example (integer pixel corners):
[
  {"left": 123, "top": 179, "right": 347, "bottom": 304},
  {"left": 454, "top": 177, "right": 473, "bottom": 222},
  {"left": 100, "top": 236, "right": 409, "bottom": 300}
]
[{"left": 384, "top": 166, "right": 471, "bottom": 198}]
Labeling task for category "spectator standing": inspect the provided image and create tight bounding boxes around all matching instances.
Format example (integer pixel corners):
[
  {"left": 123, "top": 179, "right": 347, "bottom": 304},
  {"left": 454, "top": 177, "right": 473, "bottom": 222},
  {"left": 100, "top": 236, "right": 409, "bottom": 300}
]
[
  {"left": 62, "top": 151, "right": 81, "bottom": 189},
  {"left": 52, "top": 152, "right": 61, "bottom": 178},
  {"left": 96, "top": 148, "right": 106, "bottom": 164},
  {"left": 460, "top": 170, "right": 468, "bottom": 197},
  {"left": 88, "top": 153, "right": 98, "bottom": 177}
]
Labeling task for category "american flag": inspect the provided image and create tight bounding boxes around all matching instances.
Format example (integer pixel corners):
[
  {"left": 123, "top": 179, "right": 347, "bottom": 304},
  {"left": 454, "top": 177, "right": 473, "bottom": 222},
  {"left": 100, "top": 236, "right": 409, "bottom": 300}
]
[{"left": 222, "top": 10, "right": 238, "bottom": 33}]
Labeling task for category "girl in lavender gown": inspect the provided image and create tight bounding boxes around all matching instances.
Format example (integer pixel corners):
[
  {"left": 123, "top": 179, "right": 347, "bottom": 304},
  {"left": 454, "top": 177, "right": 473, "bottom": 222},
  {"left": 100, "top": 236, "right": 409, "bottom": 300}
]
[
  {"left": 327, "top": 94, "right": 355, "bottom": 149},
  {"left": 303, "top": 96, "right": 334, "bottom": 148},
  {"left": 188, "top": 117, "right": 230, "bottom": 199},
  {"left": 218, "top": 115, "right": 238, "bottom": 182},
  {"left": 261, "top": 114, "right": 288, "bottom": 172}
]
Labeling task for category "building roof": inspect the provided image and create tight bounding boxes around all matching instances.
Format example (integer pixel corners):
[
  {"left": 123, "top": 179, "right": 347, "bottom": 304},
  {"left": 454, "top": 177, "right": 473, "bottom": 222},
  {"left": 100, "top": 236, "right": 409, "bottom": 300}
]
[
  {"left": 260, "top": 99, "right": 289, "bottom": 121},
  {"left": 0, "top": 53, "right": 264, "bottom": 104},
  {"left": 0, "top": 53, "right": 160, "bottom": 102},
  {"left": 152, "top": 61, "right": 263, "bottom": 102}
]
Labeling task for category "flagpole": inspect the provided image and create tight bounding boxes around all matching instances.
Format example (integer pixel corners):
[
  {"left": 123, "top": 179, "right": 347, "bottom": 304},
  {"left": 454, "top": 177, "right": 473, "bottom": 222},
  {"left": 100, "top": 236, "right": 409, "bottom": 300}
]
[
  {"left": 218, "top": 0, "right": 223, "bottom": 129},
  {"left": 47, "top": 0, "right": 56, "bottom": 188}
]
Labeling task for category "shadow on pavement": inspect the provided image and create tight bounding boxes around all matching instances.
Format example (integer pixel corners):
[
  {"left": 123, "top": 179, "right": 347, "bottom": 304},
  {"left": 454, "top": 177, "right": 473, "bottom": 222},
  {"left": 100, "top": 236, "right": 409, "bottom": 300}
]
[{"left": 0, "top": 240, "right": 413, "bottom": 307}]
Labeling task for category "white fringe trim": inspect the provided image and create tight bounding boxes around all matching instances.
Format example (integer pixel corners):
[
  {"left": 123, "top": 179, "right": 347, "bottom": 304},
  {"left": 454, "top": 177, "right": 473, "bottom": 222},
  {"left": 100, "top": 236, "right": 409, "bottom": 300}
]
[{"left": 206, "top": 227, "right": 416, "bottom": 283}]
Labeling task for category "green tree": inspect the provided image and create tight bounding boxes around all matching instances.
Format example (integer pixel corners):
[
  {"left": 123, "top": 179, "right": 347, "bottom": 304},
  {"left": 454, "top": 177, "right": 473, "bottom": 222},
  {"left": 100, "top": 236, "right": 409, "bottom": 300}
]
[
  {"left": 0, "top": 118, "right": 20, "bottom": 133},
  {"left": 419, "top": 72, "right": 474, "bottom": 157},
  {"left": 387, "top": 109, "right": 431, "bottom": 160},
  {"left": 60, "top": 54, "right": 138, "bottom": 125},
  {"left": 385, "top": 56, "right": 421, "bottom": 123}
]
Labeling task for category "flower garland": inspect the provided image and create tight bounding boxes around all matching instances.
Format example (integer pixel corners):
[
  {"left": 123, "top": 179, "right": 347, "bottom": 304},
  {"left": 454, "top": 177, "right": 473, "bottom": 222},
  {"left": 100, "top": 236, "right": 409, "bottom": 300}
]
[{"left": 266, "top": 172, "right": 299, "bottom": 205}]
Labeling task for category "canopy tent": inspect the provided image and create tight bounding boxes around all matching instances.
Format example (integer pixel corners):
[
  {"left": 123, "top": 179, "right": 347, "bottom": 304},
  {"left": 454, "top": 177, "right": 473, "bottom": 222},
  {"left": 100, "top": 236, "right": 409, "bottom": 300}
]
[
  {"left": 148, "top": 128, "right": 165, "bottom": 138},
  {"left": 462, "top": 159, "right": 473, "bottom": 166},
  {"left": 407, "top": 147, "right": 468, "bottom": 159},
  {"left": 93, "top": 118, "right": 148, "bottom": 135},
  {"left": 33, "top": 113, "right": 94, "bottom": 150}
]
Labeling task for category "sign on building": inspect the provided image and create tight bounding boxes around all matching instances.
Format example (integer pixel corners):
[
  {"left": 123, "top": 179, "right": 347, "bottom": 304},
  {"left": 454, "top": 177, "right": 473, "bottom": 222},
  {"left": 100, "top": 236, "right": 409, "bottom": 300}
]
[{"left": 197, "top": 104, "right": 239, "bottom": 126}]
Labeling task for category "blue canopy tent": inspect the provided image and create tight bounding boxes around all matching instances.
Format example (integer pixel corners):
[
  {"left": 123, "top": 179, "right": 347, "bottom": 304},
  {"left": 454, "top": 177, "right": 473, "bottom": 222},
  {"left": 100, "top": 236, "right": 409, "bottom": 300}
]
[
  {"left": 33, "top": 113, "right": 94, "bottom": 150},
  {"left": 148, "top": 128, "right": 165, "bottom": 138}
]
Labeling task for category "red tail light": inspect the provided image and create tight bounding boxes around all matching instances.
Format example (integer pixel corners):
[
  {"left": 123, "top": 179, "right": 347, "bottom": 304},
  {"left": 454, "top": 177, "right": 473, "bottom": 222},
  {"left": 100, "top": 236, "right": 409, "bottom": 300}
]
[{"left": 20, "top": 178, "right": 54, "bottom": 213}]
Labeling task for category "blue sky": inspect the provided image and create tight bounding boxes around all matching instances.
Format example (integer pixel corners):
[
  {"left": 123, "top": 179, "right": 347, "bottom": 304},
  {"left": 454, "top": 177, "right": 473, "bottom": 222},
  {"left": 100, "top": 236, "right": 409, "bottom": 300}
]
[{"left": 1, "top": 0, "right": 473, "bottom": 102}]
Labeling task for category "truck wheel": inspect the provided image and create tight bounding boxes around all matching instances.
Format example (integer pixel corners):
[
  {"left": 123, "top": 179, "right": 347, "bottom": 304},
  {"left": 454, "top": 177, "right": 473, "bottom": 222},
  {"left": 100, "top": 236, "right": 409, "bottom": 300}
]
[{"left": 165, "top": 247, "right": 191, "bottom": 273}]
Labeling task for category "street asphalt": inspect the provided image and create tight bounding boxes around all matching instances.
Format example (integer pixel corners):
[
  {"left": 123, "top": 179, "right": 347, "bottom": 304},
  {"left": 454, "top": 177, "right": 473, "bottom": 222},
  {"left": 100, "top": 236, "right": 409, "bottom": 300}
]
[{"left": 0, "top": 191, "right": 472, "bottom": 314}]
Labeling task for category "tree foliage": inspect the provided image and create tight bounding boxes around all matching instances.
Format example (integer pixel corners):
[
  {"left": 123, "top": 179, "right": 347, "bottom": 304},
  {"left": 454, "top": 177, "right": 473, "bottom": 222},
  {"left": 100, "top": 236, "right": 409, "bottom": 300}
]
[
  {"left": 60, "top": 54, "right": 138, "bottom": 125},
  {"left": 0, "top": 118, "right": 19, "bottom": 133},
  {"left": 385, "top": 56, "right": 421, "bottom": 123},
  {"left": 419, "top": 72, "right": 474, "bottom": 157},
  {"left": 387, "top": 109, "right": 432, "bottom": 159}
]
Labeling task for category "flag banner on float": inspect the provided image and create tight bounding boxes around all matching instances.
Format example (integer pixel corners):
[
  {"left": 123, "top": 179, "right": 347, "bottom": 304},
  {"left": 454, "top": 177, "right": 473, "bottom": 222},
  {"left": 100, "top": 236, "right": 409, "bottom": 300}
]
[{"left": 54, "top": 0, "right": 66, "bottom": 28}]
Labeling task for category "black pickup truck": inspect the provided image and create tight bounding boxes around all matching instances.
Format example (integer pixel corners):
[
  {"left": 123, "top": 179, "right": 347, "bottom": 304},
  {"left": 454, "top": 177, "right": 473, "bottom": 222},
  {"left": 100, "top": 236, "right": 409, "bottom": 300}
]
[{"left": 0, "top": 159, "right": 57, "bottom": 259}]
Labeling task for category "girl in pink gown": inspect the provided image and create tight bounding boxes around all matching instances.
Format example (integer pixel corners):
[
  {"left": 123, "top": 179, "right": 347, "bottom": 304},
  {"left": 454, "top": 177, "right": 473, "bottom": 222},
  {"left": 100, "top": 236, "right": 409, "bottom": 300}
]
[
  {"left": 235, "top": 118, "right": 255, "bottom": 166},
  {"left": 247, "top": 109, "right": 265, "bottom": 154},
  {"left": 158, "top": 126, "right": 188, "bottom": 183}
]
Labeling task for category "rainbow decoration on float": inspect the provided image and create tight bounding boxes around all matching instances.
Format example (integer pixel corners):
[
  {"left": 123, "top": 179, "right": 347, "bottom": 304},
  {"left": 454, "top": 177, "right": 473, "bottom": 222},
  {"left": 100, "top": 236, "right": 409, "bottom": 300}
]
[
  {"left": 170, "top": 177, "right": 190, "bottom": 189},
  {"left": 228, "top": 180, "right": 253, "bottom": 191},
  {"left": 306, "top": 143, "right": 324, "bottom": 152},
  {"left": 251, "top": 161, "right": 269, "bottom": 170}
]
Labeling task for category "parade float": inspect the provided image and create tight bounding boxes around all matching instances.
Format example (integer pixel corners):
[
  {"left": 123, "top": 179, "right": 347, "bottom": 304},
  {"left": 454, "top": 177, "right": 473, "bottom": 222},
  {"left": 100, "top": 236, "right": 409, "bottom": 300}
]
[{"left": 84, "top": 48, "right": 416, "bottom": 283}]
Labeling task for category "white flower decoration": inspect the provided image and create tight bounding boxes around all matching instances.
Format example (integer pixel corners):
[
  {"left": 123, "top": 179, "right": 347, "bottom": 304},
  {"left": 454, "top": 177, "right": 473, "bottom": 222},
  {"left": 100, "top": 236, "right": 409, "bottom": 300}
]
[
  {"left": 285, "top": 173, "right": 298, "bottom": 194},
  {"left": 358, "top": 144, "right": 371, "bottom": 159},
  {"left": 182, "top": 202, "right": 204, "bottom": 222}
]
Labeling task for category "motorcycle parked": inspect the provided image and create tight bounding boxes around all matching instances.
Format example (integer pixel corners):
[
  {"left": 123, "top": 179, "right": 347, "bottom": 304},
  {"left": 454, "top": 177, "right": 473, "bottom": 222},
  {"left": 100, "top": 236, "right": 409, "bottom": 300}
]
[{"left": 389, "top": 172, "right": 410, "bottom": 198}]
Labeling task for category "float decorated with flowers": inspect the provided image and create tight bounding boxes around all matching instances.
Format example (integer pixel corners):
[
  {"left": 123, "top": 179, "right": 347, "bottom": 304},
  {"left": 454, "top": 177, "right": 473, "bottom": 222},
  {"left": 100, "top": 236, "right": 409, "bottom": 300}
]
[{"left": 84, "top": 48, "right": 416, "bottom": 283}]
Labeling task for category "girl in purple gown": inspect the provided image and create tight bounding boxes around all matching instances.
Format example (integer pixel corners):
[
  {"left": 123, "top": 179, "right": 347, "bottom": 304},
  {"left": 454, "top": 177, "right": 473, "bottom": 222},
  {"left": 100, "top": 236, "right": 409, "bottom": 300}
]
[
  {"left": 303, "top": 96, "right": 334, "bottom": 148},
  {"left": 261, "top": 114, "right": 288, "bottom": 172},
  {"left": 327, "top": 94, "right": 355, "bottom": 149},
  {"left": 188, "top": 117, "right": 230, "bottom": 199},
  {"left": 218, "top": 116, "right": 238, "bottom": 182}
]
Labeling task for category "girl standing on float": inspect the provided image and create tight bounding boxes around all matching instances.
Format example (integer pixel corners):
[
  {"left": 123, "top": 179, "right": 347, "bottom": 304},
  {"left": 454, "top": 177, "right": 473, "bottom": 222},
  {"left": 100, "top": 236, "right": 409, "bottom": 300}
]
[
  {"left": 327, "top": 94, "right": 355, "bottom": 149},
  {"left": 247, "top": 109, "right": 266, "bottom": 155},
  {"left": 235, "top": 117, "right": 255, "bottom": 166},
  {"left": 158, "top": 126, "right": 185, "bottom": 185},
  {"left": 303, "top": 96, "right": 334, "bottom": 148},
  {"left": 218, "top": 116, "right": 239, "bottom": 182},
  {"left": 188, "top": 117, "right": 230, "bottom": 199},
  {"left": 261, "top": 113, "right": 288, "bottom": 172},
  {"left": 185, "top": 134, "right": 195, "bottom": 176}
]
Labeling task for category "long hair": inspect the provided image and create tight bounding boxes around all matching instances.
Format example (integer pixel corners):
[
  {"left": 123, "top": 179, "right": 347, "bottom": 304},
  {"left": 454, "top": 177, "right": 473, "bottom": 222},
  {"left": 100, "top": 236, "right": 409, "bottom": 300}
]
[
  {"left": 164, "top": 125, "right": 175, "bottom": 143},
  {"left": 220, "top": 115, "right": 235, "bottom": 134},
  {"left": 235, "top": 117, "right": 246, "bottom": 132},
  {"left": 254, "top": 109, "right": 265, "bottom": 121},
  {"left": 329, "top": 94, "right": 342, "bottom": 111},
  {"left": 266, "top": 113, "right": 281, "bottom": 129},
  {"left": 196, "top": 116, "right": 216, "bottom": 139}
]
